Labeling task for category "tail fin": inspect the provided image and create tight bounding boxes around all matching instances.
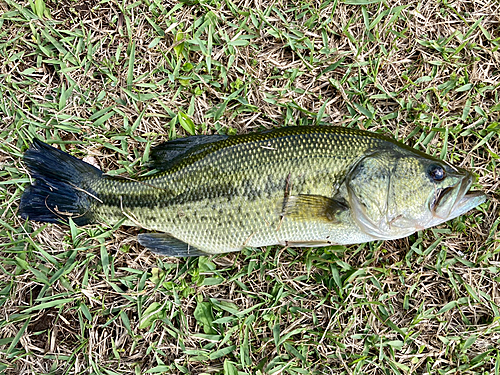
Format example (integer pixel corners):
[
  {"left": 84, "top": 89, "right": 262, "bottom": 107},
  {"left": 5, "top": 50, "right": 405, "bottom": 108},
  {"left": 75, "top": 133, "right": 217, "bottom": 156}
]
[{"left": 19, "top": 139, "right": 102, "bottom": 225}]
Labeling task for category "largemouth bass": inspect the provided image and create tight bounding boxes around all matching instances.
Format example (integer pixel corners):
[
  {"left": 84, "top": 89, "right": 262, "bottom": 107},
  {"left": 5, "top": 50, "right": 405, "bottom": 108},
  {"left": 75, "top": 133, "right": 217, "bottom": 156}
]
[{"left": 19, "top": 126, "right": 486, "bottom": 256}]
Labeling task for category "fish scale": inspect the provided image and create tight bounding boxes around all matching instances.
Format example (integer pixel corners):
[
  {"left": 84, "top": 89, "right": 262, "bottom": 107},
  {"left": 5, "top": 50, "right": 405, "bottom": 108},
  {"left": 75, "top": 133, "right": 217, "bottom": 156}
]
[
  {"left": 89, "top": 127, "right": 388, "bottom": 253},
  {"left": 19, "top": 126, "right": 486, "bottom": 256}
]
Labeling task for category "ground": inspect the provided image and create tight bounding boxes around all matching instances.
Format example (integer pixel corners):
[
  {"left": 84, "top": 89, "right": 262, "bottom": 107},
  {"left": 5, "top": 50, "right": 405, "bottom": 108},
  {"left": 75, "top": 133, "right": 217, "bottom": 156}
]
[{"left": 0, "top": 0, "right": 499, "bottom": 374}]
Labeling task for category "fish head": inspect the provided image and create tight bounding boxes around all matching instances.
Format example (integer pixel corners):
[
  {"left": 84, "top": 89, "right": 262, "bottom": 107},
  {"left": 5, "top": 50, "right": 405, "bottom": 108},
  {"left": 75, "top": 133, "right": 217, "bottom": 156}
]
[{"left": 346, "top": 149, "right": 486, "bottom": 240}]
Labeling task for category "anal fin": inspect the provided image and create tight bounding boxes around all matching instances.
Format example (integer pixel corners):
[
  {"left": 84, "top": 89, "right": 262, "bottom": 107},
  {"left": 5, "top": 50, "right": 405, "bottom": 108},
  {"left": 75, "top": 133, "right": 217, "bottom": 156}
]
[
  {"left": 285, "top": 240, "right": 339, "bottom": 248},
  {"left": 138, "top": 233, "right": 209, "bottom": 257}
]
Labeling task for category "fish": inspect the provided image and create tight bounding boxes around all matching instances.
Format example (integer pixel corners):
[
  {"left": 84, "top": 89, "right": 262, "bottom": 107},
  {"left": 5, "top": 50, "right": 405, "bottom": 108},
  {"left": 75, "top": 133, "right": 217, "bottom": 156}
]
[{"left": 19, "top": 126, "right": 487, "bottom": 257}]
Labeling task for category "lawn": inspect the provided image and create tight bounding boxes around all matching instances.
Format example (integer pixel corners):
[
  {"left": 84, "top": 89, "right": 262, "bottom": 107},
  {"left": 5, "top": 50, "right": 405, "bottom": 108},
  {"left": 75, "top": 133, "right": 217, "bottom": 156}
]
[{"left": 0, "top": 0, "right": 499, "bottom": 374}]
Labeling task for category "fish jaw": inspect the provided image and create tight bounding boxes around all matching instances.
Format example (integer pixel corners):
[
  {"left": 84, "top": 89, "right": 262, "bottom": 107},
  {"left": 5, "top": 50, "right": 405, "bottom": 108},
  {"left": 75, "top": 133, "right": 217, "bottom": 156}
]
[{"left": 429, "top": 190, "right": 487, "bottom": 227}]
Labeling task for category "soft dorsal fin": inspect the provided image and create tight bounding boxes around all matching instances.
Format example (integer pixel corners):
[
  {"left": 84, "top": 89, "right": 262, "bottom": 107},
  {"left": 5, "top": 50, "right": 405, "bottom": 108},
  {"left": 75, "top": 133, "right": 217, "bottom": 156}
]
[
  {"left": 282, "top": 194, "right": 349, "bottom": 223},
  {"left": 138, "top": 232, "right": 210, "bottom": 257},
  {"left": 150, "top": 134, "right": 228, "bottom": 171}
]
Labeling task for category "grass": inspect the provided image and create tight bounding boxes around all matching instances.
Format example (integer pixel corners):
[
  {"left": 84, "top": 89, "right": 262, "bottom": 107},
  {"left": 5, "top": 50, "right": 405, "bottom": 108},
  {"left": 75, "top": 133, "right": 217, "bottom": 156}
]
[{"left": 0, "top": 0, "right": 499, "bottom": 373}]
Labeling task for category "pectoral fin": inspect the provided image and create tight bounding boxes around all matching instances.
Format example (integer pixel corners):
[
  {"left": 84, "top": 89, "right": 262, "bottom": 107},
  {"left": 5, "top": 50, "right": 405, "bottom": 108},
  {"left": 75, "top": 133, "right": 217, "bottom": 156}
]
[
  {"left": 138, "top": 233, "right": 210, "bottom": 257},
  {"left": 282, "top": 194, "right": 349, "bottom": 223}
]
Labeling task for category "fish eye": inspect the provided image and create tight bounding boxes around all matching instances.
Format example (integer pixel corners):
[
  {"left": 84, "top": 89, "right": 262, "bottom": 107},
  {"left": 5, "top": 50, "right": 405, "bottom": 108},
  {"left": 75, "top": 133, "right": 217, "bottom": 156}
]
[{"left": 428, "top": 164, "right": 446, "bottom": 181}]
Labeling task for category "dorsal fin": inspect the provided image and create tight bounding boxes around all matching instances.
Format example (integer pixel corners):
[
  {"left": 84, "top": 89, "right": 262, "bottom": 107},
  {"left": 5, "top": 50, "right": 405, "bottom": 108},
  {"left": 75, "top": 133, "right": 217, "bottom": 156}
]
[{"left": 150, "top": 134, "right": 228, "bottom": 171}]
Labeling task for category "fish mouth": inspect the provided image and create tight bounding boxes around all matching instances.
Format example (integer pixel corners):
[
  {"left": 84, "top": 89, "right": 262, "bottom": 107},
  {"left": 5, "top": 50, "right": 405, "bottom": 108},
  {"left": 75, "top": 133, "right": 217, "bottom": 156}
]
[
  {"left": 430, "top": 172, "right": 486, "bottom": 223},
  {"left": 431, "top": 186, "right": 454, "bottom": 214}
]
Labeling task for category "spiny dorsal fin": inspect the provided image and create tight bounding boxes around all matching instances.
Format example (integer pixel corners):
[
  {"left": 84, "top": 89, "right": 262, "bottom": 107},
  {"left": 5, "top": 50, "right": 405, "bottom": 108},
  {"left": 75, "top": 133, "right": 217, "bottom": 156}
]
[
  {"left": 150, "top": 134, "right": 228, "bottom": 171},
  {"left": 282, "top": 194, "right": 349, "bottom": 223},
  {"left": 138, "top": 233, "right": 210, "bottom": 257}
]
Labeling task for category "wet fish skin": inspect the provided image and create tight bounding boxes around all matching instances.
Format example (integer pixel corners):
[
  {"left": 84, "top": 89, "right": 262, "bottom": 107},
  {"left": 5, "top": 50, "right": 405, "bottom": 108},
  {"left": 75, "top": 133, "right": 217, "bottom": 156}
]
[{"left": 19, "top": 126, "right": 487, "bottom": 256}]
